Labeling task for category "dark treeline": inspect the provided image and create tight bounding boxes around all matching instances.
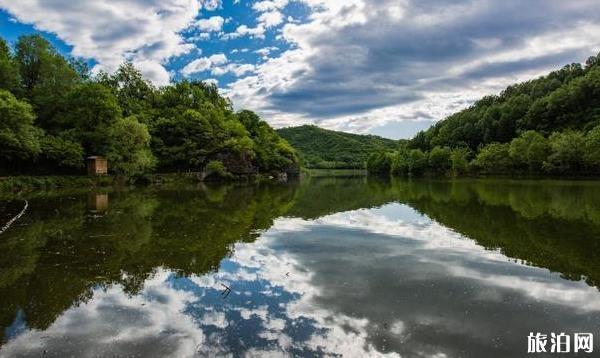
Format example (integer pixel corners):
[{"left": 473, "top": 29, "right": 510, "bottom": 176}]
[
  {"left": 368, "top": 53, "right": 600, "bottom": 176},
  {"left": 0, "top": 35, "right": 297, "bottom": 178}
]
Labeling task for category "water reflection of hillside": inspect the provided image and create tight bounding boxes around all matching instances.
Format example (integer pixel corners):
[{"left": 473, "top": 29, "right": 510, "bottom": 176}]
[
  {"left": 1, "top": 177, "right": 600, "bottom": 346},
  {"left": 0, "top": 183, "right": 297, "bottom": 344},
  {"left": 391, "top": 179, "right": 600, "bottom": 289}
]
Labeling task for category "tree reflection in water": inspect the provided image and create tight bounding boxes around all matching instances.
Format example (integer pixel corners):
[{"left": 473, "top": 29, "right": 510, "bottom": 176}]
[{"left": 0, "top": 177, "right": 599, "bottom": 357}]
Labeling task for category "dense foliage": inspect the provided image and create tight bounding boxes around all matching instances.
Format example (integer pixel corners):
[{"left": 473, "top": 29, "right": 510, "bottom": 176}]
[
  {"left": 368, "top": 53, "right": 600, "bottom": 176},
  {"left": 0, "top": 35, "right": 297, "bottom": 177},
  {"left": 277, "top": 125, "right": 399, "bottom": 169}
]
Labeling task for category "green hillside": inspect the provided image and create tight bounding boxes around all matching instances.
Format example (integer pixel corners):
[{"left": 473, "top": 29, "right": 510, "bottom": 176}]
[
  {"left": 367, "top": 52, "right": 600, "bottom": 176},
  {"left": 277, "top": 125, "right": 399, "bottom": 169},
  {"left": 409, "top": 55, "right": 600, "bottom": 152}
]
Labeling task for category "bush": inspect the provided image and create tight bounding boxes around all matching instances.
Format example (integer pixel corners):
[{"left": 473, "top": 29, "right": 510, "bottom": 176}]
[
  {"left": 509, "top": 131, "right": 549, "bottom": 172},
  {"left": 205, "top": 160, "right": 232, "bottom": 179},
  {"left": 367, "top": 152, "right": 392, "bottom": 175},
  {"left": 450, "top": 147, "right": 471, "bottom": 175},
  {"left": 543, "top": 130, "right": 586, "bottom": 174},
  {"left": 428, "top": 146, "right": 452, "bottom": 173},
  {"left": 473, "top": 143, "right": 512, "bottom": 173},
  {"left": 39, "top": 135, "right": 84, "bottom": 169},
  {"left": 407, "top": 149, "right": 428, "bottom": 175}
]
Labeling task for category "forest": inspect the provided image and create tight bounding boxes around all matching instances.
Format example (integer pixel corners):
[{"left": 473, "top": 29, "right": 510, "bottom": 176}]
[
  {"left": 368, "top": 53, "right": 600, "bottom": 177},
  {"left": 277, "top": 125, "right": 398, "bottom": 169},
  {"left": 0, "top": 35, "right": 297, "bottom": 179}
]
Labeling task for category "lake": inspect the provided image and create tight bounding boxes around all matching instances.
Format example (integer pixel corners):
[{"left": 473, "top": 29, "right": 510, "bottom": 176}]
[{"left": 0, "top": 177, "right": 599, "bottom": 357}]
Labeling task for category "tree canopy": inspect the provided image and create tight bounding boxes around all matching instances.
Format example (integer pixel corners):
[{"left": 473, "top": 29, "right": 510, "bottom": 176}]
[{"left": 0, "top": 34, "right": 297, "bottom": 178}]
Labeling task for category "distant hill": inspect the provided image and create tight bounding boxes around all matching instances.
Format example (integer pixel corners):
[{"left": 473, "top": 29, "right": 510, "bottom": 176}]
[{"left": 276, "top": 125, "right": 399, "bottom": 169}]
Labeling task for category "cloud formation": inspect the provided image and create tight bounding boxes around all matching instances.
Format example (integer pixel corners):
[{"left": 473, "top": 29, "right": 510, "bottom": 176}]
[
  {"left": 196, "top": 15, "right": 224, "bottom": 32},
  {"left": 226, "top": 0, "right": 600, "bottom": 136},
  {"left": 181, "top": 53, "right": 228, "bottom": 76},
  {"left": 2, "top": 0, "right": 600, "bottom": 137},
  {"left": 0, "top": 0, "right": 210, "bottom": 85}
]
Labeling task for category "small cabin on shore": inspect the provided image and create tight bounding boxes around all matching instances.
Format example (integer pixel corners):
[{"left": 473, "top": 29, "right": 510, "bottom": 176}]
[{"left": 87, "top": 156, "right": 108, "bottom": 175}]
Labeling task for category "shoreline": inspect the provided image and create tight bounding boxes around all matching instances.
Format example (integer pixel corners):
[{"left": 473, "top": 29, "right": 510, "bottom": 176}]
[{"left": 0, "top": 172, "right": 300, "bottom": 196}]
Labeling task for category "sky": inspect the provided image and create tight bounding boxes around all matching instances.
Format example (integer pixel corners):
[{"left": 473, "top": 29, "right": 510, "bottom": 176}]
[{"left": 0, "top": 1, "right": 599, "bottom": 139}]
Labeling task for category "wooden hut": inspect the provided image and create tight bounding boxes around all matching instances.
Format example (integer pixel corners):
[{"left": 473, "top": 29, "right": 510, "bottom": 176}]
[{"left": 86, "top": 156, "right": 108, "bottom": 175}]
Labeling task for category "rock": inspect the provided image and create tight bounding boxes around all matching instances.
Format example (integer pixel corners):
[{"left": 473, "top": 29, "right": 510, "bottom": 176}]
[{"left": 213, "top": 151, "right": 258, "bottom": 175}]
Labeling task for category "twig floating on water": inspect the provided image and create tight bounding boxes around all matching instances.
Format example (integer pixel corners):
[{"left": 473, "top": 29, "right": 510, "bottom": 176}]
[
  {"left": 221, "top": 283, "right": 231, "bottom": 299},
  {"left": 0, "top": 200, "right": 28, "bottom": 235}
]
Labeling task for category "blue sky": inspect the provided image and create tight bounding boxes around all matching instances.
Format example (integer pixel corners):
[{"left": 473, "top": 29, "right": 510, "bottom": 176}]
[{"left": 1, "top": 1, "right": 600, "bottom": 139}]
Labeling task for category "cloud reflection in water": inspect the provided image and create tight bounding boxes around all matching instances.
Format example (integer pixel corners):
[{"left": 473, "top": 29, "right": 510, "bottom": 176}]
[{"left": 2, "top": 203, "right": 599, "bottom": 357}]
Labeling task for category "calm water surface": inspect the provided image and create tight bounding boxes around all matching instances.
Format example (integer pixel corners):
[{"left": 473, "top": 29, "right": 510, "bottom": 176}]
[{"left": 0, "top": 177, "right": 599, "bottom": 357}]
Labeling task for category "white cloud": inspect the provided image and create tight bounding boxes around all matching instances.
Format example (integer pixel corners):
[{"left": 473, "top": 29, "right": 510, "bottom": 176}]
[
  {"left": 258, "top": 11, "right": 284, "bottom": 28},
  {"left": 181, "top": 57, "right": 212, "bottom": 76},
  {"left": 253, "top": 0, "right": 287, "bottom": 29},
  {"left": 224, "top": 0, "right": 600, "bottom": 138},
  {"left": 208, "top": 53, "right": 228, "bottom": 65},
  {"left": 255, "top": 46, "right": 279, "bottom": 60},
  {"left": 190, "top": 32, "right": 212, "bottom": 41},
  {"left": 0, "top": 0, "right": 202, "bottom": 86},
  {"left": 211, "top": 63, "right": 256, "bottom": 77},
  {"left": 181, "top": 53, "right": 242, "bottom": 77},
  {"left": 132, "top": 60, "right": 172, "bottom": 87},
  {"left": 252, "top": 0, "right": 289, "bottom": 13},
  {"left": 222, "top": 24, "right": 266, "bottom": 40},
  {"left": 196, "top": 15, "right": 224, "bottom": 32},
  {"left": 201, "top": 0, "right": 222, "bottom": 11}
]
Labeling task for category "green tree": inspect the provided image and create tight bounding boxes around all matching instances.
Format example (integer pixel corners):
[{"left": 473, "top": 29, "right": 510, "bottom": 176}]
[
  {"left": 584, "top": 124, "right": 600, "bottom": 172},
  {"left": 407, "top": 149, "right": 427, "bottom": 176},
  {"left": 15, "top": 35, "right": 80, "bottom": 124},
  {"left": 0, "top": 38, "right": 20, "bottom": 93},
  {"left": 97, "top": 63, "right": 155, "bottom": 120},
  {"left": 544, "top": 130, "right": 586, "bottom": 173},
  {"left": 57, "top": 83, "right": 122, "bottom": 155},
  {"left": 38, "top": 135, "right": 84, "bottom": 170},
  {"left": 105, "top": 116, "right": 156, "bottom": 176},
  {"left": 450, "top": 147, "right": 471, "bottom": 175},
  {"left": 391, "top": 149, "right": 409, "bottom": 175},
  {"left": 473, "top": 143, "right": 512, "bottom": 173},
  {"left": 237, "top": 110, "right": 297, "bottom": 172},
  {"left": 152, "top": 109, "right": 213, "bottom": 170},
  {"left": 0, "top": 90, "right": 41, "bottom": 162},
  {"left": 509, "top": 131, "right": 549, "bottom": 172},
  {"left": 428, "top": 146, "right": 451, "bottom": 173},
  {"left": 367, "top": 152, "right": 392, "bottom": 175}
]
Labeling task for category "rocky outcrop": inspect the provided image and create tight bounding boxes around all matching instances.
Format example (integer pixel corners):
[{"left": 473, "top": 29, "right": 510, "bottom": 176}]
[{"left": 213, "top": 151, "right": 258, "bottom": 175}]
